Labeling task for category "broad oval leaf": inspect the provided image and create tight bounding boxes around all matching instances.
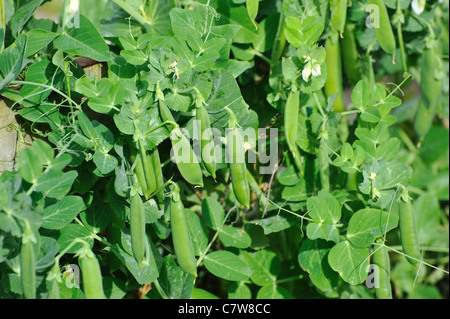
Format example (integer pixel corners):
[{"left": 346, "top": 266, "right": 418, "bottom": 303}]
[
  {"left": 328, "top": 240, "right": 370, "bottom": 285},
  {"left": 201, "top": 197, "right": 225, "bottom": 231},
  {"left": 219, "top": 226, "right": 251, "bottom": 249},
  {"left": 241, "top": 250, "right": 280, "bottom": 286},
  {"left": 53, "top": 15, "right": 110, "bottom": 62},
  {"left": 42, "top": 196, "right": 86, "bottom": 230},
  {"left": 346, "top": 208, "right": 399, "bottom": 248},
  {"left": 203, "top": 251, "right": 252, "bottom": 281},
  {"left": 298, "top": 239, "right": 338, "bottom": 292}
]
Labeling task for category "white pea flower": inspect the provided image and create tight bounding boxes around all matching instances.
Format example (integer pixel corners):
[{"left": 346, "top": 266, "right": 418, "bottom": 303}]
[
  {"left": 302, "top": 65, "right": 312, "bottom": 82},
  {"left": 312, "top": 62, "right": 321, "bottom": 77},
  {"left": 412, "top": 0, "right": 426, "bottom": 15}
]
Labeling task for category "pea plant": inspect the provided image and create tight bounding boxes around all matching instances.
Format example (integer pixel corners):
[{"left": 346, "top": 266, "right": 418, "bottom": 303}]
[{"left": 0, "top": 0, "right": 448, "bottom": 300}]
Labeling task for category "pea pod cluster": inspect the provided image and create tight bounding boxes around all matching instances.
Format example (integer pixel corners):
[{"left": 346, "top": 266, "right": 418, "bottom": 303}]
[
  {"left": 135, "top": 138, "right": 157, "bottom": 199},
  {"left": 159, "top": 100, "right": 204, "bottom": 188}
]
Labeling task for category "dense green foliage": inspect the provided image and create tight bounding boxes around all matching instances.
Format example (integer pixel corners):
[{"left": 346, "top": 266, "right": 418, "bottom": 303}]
[{"left": 0, "top": 0, "right": 448, "bottom": 299}]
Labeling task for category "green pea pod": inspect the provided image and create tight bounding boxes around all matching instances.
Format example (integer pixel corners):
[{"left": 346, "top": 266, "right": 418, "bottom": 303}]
[
  {"left": 372, "top": 244, "right": 392, "bottom": 299},
  {"left": 367, "top": 0, "right": 396, "bottom": 57},
  {"left": 285, "top": 91, "right": 299, "bottom": 155},
  {"left": 247, "top": 168, "right": 268, "bottom": 208},
  {"left": 399, "top": 200, "right": 421, "bottom": 268},
  {"left": 47, "top": 263, "right": 62, "bottom": 299},
  {"left": 227, "top": 112, "right": 250, "bottom": 209},
  {"left": 271, "top": 12, "right": 286, "bottom": 66},
  {"left": 151, "top": 148, "right": 165, "bottom": 206},
  {"left": 420, "top": 42, "right": 442, "bottom": 110},
  {"left": 196, "top": 105, "right": 216, "bottom": 179},
  {"left": 20, "top": 227, "right": 36, "bottom": 299},
  {"left": 170, "top": 183, "right": 197, "bottom": 277},
  {"left": 414, "top": 42, "right": 443, "bottom": 139},
  {"left": 325, "top": 30, "right": 345, "bottom": 113},
  {"left": 78, "top": 245, "right": 106, "bottom": 299},
  {"left": 130, "top": 194, "right": 146, "bottom": 268},
  {"left": 319, "top": 139, "right": 330, "bottom": 192},
  {"left": 330, "top": 0, "right": 348, "bottom": 35},
  {"left": 132, "top": 152, "right": 149, "bottom": 198},
  {"left": 341, "top": 22, "right": 361, "bottom": 84},
  {"left": 159, "top": 101, "right": 204, "bottom": 187},
  {"left": 138, "top": 138, "right": 157, "bottom": 197}
]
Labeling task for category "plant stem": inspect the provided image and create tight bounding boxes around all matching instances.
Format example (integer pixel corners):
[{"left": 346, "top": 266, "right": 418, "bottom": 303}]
[{"left": 10, "top": 81, "right": 81, "bottom": 110}]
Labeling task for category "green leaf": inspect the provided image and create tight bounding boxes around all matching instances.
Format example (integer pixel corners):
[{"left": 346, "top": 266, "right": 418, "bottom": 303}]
[
  {"left": 111, "top": 239, "right": 162, "bottom": 285},
  {"left": 93, "top": 152, "right": 118, "bottom": 175},
  {"left": 346, "top": 208, "right": 399, "bottom": 248},
  {"left": 246, "top": 0, "right": 259, "bottom": 29},
  {"left": 185, "top": 209, "right": 209, "bottom": 256},
  {"left": 165, "top": 91, "right": 191, "bottom": 113},
  {"left": 32, "top": 139, "right": 55, "bottom": 166},
  {"left": 142, "top": 0, "right": 175, "bottom": 35},
  {"left": 278, "top": 166, "right": 302, "bottom": 186},
  {"left": 219, "top": 226, "right": 252, "bottom": 249},
  {"left": 214, "top": 2, "right": 259, "bottom": 44},
  {"left": 10, "top": 0, "right": 45, "bottom": 35},
  {"left": 247, "top": 214, "right": 297, "bottom": 235},
  {"left": 56, "top": 224, "right": 94, "bottom": 254},
  {"left": 118, "top": 227, "right": 162, "bottom": 279},
  {"left": 256, "top": 285, "right": 292, "bottom": 299},
  {"left": 298, "top": 239, "right": 339, "bottom": 292},
  {"left": 228, "top": 282, "right": 252, "bottom": 299},
  {"left": 42, "top": 196, "right": 86, "bottom": 230},
  {"left": 201, "top": 197, "right": 225, "bottom": 231},
  {"left": 241, "top": 250, "right": 279, "bottom": 286},
  {"left": 34, "top": 170, "right": 78, "bottom": 199},
  {"left": 120, "top": 50, "right": 148, "bottom": 65},
  {"left": 157, "top": 255, "right": 195, "bottom": 299},
  {"left": 203, "top": 251, "right": 252, "bottom": 282},
  {"left": 190, "top": 288, "right": 220, "bottom": 299},
  {"left": 328, "top": 240, "right": 370, "bottom": 285},
  {"left": 0, "top": 35, "right": 27, "bottom": 91},
  {"left": 18, "top": 60, "right": 62, "bottom": 106},
  {"left": 193, "top": 49, "right": 220, "bottom": 72},
  {"left": 17, "top": 148, "right": 42, "bottom": 184},
  {"left": 418, "top": 126, "right": 449, "bottom": 164},
  {"left": 413, "top": 193, "right": 441, "bottom": 245},
  {"left": 79, "top": 194, "right": 111, "bottom": 234},
  {"left": 306, "top": 191, "right": 342, "bottom": 243},
  {"left": 24, "top": 29, "right": 59, "bottom": 57},
  {"left": 88, "top": 79, "right": 124, "bottom": 114},
  {"left": 53, "top": 15, "right": 110, "bottom": 62},
  {"left": 374, "top": 162, "right": 412, "bottom": 191},
  {"left": 285, "top": 16, "right": 324, "bottom": 47},
  {"left": 169, "top": 7, "right": 207, "bottom": 39},
  {"left": 351, "top": 80, "right": 371, "bottom": 110}
]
